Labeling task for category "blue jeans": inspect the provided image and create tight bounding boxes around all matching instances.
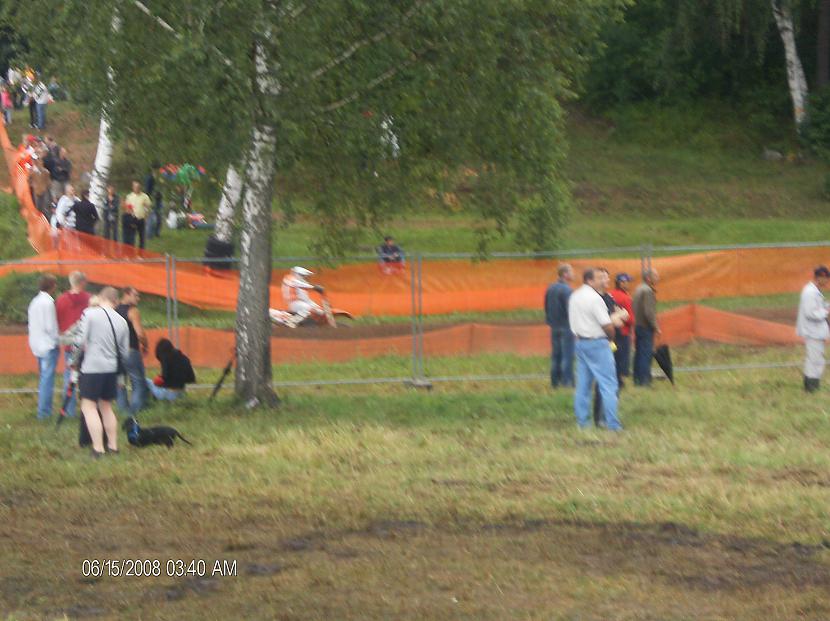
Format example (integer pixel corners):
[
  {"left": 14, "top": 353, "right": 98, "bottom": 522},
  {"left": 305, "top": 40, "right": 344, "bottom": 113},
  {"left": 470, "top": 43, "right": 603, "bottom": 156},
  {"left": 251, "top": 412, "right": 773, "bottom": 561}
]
[
  {"left": 550, "top": 328, "right": 575, "bottom": 387},
  {"left": 36, "top": 347, "right": 59, "bottom": 419},
  {"left": 574, "top": 339, "right": 621, "bottom": 430},
  {"left": 633, "top": 326, "right": 654, "bottom": 386},
  {"left": 146, "top": 378, "right": 185, "bottom": 401},
  {"left": 61, "top": 349, "right": 78, "bottom": 417},
  {"left": 614, "top": 333, "right": 631, "bottom": 379},
  {"left": 35, "top": 103, "right": 46, "bottom": 129},
  {"left": 116, "top": 349, "right": 148, "bottom": 415}
]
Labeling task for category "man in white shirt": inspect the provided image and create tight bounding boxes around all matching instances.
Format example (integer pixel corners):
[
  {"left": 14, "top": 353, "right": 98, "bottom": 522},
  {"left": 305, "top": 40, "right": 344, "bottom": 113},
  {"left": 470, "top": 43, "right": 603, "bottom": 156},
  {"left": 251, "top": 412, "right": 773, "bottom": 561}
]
[
  {"left": 568, "top": 268, "right": 624, "bottom": 430},
  {"left": 27, "top": 274, "right": 60, "bottom": 419},
  {"left": 796, "top": 265, "right": 830, "bottom": 392},
  {"left": 55, "top": 184, "right": 78, "bottom": 230}
]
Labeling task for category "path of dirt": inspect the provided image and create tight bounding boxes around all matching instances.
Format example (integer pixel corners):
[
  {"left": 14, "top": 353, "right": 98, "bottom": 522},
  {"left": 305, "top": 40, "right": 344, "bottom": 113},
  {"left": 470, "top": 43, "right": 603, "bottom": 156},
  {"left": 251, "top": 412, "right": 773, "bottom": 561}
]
[{"left": 3, "top": 516, "right": 829, "bottom": 619}]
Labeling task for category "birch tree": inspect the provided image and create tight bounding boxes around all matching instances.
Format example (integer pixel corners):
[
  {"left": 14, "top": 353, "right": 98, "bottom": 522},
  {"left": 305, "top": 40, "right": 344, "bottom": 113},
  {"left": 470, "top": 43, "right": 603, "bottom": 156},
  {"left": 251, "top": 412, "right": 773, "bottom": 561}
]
[{"left": 5, "top": 0, "right": 627, "bottom": 404}]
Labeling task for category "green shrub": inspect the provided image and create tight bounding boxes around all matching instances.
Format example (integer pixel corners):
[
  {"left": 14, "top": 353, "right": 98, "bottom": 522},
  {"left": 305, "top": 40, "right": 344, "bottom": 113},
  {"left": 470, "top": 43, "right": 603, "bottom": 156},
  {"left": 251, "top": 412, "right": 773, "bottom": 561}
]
[
  {"left": 802, "top": 87, "right": 830, "bottom": 163},
  {"left": 0, "top": 272, "right": 68, "bottom": 325},
  {"left": 0, "top": 194, "right": 35, "bottom": 260}
]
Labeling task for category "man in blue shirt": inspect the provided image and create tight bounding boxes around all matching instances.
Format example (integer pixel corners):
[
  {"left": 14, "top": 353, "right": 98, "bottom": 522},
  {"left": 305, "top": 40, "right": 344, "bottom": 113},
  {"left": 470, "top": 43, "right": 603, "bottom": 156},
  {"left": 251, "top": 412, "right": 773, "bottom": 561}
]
[{"left": 544, "top": 263, "right": 575, "bottom": 387}]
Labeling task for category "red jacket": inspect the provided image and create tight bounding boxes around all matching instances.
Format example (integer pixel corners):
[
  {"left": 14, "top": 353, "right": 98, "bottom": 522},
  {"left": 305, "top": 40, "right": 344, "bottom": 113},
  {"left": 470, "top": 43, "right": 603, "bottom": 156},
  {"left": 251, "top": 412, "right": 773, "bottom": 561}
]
[
  {"left": 610, "top": 288, "right": 634, "bottom": 336},
  {"left": 56, "top": 291, "right": 91, "bottom": 334}
]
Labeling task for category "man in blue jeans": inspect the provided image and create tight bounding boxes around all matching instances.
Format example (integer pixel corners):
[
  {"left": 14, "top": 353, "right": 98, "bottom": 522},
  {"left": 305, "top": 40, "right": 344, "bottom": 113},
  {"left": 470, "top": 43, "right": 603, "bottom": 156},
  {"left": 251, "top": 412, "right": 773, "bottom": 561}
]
[
  {"left": 568, "top": 268, "right": 625, "bottom": 431},
  {"left": 632, "top": 269, "right": 661, "bottom": 386},
  {"left": 544, "top": 263, "right": 575, "bottom": 387},
  {"left": 27, "top": 274, "right": 60, "bottom": 420},
  {"left": 115, "top": 287, "right": 149, "bottom": 414}
]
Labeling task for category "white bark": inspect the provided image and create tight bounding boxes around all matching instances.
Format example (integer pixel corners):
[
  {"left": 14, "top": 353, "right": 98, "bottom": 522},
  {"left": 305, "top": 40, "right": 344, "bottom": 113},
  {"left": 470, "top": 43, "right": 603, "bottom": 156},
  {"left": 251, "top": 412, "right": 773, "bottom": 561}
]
[
  {"left": 234, "top": 39, "right": 281, "bottom": 405},
  {"left": 214, "top": 164, "right": 244, "bottom": 243},
  {"left": 772, "top": 0, "right": 809, "bottom": 129},
  {"left": 89, "top": 106, "right": 114, "bottom": 213},
  {"left": 89, "top": 14, "right": 121, "bottom": 213}
]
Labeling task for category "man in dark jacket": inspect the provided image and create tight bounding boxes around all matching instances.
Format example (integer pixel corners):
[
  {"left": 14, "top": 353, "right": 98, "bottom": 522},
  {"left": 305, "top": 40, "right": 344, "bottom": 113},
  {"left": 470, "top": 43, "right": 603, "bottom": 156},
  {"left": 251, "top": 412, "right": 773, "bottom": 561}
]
[
  {"left": 632, "top": 268, "right": 661, "bottom": 386},
  {"left": 544, "top": 263, "right": 575, "bottom": 387},
  {"left": 72, "top": 190, "right": 99, "bottom": 235},
  {"left": 610, "top": 273, "right": 635, "bottom": 386}
]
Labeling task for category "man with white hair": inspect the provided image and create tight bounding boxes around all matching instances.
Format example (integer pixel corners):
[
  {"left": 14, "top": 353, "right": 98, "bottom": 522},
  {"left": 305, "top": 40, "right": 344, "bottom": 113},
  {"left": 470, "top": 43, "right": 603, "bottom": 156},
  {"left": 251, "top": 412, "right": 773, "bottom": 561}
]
[{"left": 281, "top": 266, "right": 325, "bottom": 324}]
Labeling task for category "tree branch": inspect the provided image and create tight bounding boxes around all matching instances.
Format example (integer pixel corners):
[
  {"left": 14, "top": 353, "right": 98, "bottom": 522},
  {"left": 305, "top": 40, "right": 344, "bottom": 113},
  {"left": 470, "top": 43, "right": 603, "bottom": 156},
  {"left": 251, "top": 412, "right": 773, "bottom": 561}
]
[
  {"left": 129, "top": 0, "right": 234, "bottom": 68},
  {"left": 308, "top": 0, "right": 427, "bottom": 82},
  {"left": 320, "top": 49, "right": 425, "bottom": 113}
]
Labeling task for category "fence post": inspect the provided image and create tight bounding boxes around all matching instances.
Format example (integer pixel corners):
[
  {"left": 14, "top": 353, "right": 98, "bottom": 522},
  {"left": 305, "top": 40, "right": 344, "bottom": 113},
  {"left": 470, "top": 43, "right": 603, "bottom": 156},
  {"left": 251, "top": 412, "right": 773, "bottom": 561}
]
[
  {"left": 409, "top": 254, "right": 419, "bottom": 383},
  {"left": 172, "top": 255, "right": 180, "bottom": 348},
  {"left": 165, "top": 253, "right": 172, "bottom": 339}
]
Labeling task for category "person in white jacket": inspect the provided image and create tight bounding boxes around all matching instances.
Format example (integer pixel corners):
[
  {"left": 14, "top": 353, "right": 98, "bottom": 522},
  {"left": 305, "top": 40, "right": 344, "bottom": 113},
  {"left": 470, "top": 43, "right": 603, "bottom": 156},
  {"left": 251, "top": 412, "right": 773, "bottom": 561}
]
[
  {"left": 796, "top": 265, "right": 830, "bottom": 392},
  {"left": 281, "top": 266, "right": 324, "bottom": 324},
  {"left": 27, "top": 274, "right": 59, "bottom": 419}
]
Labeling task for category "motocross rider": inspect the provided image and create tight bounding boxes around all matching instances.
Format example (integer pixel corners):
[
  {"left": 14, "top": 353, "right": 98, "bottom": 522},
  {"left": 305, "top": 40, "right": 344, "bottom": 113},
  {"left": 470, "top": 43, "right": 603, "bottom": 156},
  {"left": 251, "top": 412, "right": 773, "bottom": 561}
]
[{"left": 281, "top": 266, "right": 325, "bottom": 323}]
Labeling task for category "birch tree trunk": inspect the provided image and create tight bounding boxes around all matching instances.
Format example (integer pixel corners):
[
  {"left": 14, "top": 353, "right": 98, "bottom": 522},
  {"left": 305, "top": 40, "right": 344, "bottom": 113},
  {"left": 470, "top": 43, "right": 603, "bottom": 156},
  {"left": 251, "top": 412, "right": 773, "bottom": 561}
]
[
  {"left": 772, "top": 0, "right": 809, "bottom": 129},
  {"left": 234, "top": 39, "right": 280, "bottom": 406},
  {"left": 214, "top": 163, "right": 244, "bottom": 243},
  {"left": 89, "top": 14, "right": 121, "bottom": 214},
  {"left": 204, "top": 163, "right": 244, "bottom": 267}
]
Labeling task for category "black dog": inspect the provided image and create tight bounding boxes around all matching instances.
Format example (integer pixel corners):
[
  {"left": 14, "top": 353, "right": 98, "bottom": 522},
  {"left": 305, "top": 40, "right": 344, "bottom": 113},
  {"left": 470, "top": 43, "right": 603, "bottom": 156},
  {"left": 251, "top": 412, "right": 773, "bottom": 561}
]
[{"left": 123, "top": 416, "right": 192, "bottom": 448}]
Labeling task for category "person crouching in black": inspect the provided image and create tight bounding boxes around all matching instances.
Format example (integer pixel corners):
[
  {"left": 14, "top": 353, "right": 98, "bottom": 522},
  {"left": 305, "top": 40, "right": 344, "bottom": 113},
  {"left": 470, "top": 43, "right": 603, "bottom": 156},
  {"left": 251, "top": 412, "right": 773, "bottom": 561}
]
[{"left": 145, "top": 338, "right": 195, "bottom": 402}]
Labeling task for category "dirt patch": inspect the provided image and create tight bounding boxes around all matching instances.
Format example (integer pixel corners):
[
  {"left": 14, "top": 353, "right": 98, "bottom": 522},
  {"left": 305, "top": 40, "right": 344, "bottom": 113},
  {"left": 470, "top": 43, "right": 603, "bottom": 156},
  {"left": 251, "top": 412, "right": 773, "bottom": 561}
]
[
  {"left": 4, "top": 515, "right": 830, "bottom": 619},
  {"left": 735, "top": 306, "right": 797, "bottom": 325}
]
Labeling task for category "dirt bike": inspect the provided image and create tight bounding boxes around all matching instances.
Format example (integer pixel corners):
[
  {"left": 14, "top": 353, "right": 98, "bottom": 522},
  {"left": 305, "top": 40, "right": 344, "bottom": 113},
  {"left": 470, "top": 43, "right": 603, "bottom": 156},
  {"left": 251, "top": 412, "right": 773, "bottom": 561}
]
[{"left": 269, "top": 292, "right": 353, "bottom": 328}]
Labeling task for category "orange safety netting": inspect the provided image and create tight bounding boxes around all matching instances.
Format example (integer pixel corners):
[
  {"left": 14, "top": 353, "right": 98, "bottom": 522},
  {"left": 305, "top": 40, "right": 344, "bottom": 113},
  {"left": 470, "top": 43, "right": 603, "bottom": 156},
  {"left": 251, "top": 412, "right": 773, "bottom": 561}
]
[
  {"left": 1, "top": 122, "right": 822, "bottom": 319},
  {"left": 0, "top": 304, "right": 801, "bottom": 375}
]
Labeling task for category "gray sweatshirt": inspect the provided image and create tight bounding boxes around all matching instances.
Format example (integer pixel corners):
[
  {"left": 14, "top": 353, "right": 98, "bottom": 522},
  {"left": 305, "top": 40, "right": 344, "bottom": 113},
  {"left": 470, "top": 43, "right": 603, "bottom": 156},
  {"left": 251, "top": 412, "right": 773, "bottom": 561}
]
[{"left": 75, "top": 306, "right": 130, "bottom": 374}]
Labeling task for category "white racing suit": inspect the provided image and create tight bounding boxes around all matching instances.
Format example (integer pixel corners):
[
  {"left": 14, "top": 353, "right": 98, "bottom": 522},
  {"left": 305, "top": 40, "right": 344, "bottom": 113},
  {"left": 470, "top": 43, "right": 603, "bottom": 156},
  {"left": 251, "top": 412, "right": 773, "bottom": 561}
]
[{"left": 281, "top": 274, "right": 323, "bottom": 322}]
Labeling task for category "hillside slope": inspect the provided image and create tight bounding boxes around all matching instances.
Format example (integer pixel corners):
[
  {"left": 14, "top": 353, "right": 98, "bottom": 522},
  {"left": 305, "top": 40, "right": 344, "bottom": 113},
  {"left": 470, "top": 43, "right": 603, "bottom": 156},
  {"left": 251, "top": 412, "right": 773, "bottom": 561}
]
[{"left": 3, "top": 101, "right": 829, "bottom": 260}]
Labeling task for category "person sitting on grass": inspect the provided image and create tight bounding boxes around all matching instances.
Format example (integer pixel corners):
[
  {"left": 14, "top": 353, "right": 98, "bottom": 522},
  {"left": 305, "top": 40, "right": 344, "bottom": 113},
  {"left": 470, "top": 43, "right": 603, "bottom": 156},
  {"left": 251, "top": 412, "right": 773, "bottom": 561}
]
[
  {"left": 378, "top": 235, "right": 405, "bottom": 274},
  {"left": 146, "top": 338, "right": 196, "bottom": 402}
]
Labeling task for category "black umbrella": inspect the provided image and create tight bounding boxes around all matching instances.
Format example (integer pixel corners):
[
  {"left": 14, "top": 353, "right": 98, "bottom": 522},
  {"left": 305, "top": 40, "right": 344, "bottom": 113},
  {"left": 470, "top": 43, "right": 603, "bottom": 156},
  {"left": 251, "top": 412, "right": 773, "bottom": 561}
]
[{"left": 653, "top": 344, "right": 674, "bottom": 385}]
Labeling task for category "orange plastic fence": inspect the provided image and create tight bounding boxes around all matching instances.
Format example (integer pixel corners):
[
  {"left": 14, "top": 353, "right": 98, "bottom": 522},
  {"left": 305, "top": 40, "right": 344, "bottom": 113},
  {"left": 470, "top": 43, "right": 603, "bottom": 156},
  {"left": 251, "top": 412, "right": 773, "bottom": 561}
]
[
  {"left": 1, "top": 121, "right": 822, "bottom": 318},
  {"left": 0, "top": 304, "right": 800, "bottom": 376}
]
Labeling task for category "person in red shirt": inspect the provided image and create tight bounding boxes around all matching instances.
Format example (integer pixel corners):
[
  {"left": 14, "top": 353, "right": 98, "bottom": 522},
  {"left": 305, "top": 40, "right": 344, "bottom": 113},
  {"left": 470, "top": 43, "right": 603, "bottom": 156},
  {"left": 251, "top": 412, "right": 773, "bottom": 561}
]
[
  {"left": 55, "top": 271, "right": 91, "bottom": 417},
  {"left": 610, "top": 273, "right": 635, "bottom": 387}
]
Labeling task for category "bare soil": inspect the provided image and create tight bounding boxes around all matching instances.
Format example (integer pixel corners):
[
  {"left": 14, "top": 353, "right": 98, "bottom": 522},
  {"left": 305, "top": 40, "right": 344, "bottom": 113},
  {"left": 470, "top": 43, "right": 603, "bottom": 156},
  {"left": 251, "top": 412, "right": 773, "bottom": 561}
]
[{"left": 3, "top": 511, "right": 829, "bottom": 620}]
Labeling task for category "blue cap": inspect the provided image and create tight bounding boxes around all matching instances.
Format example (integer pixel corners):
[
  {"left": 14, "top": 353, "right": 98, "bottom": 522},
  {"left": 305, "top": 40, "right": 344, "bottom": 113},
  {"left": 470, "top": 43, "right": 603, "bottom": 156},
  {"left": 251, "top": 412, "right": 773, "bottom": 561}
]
[{"left": 615, "top": 273, "right": 632, "bottom": 283}]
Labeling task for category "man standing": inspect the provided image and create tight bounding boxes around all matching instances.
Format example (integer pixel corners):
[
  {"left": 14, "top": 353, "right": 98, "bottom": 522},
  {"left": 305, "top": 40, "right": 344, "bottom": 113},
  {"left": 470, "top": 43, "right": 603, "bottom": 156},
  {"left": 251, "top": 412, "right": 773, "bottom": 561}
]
[
  {"left": 632, "top": 268, "right": 660, "bottom": 387},
  {"left": 55, "top": 184, "right": 79, "bottom": 230},
  {"left": 33, "top": 80, "right": 50, "bottom": 129},
  {"left": 29, "top": 148, "right": 52, "bottom": 218},
  {"left": 568, "top": 268, "right": 623, "bottom": 431},
  {"left": 55, "top": 271, "right": 91, "bottom": 418},
  {"left": 544, "top": 263, "right": 575, "bottom": 387},
  {"left": 796, "top": 266, "right": 830, "bottom": 392},
  {"left": 48, "top": 147, "right": 72, "bottom": 201},
  {"left": 610, "top": 273, "right": 635, "bottom": 386},
  {"left": 27, "top": 274, "right": 60, "bottom": 420},
  {"left": 116, "top": 287, "right": 149, "bottom": 414},
  {"left": 124, "top": 181, "right": 152, "bottom": 249},
  {"left": 73, "top": 190, "right": 100, "bottom": 236}
]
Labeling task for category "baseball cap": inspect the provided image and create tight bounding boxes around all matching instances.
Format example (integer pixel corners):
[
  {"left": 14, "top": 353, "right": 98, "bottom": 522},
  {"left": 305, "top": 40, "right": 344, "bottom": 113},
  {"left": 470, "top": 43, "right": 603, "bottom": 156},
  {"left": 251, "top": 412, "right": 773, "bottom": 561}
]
[
  {"left": 815, "top": 266, "right": 830, "bottom": 278},
  {"left": 615, "top": 273, "right": 632, "bottom": 283}
]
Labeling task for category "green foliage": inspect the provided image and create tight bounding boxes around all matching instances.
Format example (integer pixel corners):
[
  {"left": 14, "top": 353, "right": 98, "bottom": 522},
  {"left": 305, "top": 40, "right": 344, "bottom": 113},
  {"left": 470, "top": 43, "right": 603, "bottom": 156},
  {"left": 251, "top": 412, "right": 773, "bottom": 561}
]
[
  {"left": 802, "top": 86, "right": 830, "bottom": 163},
  {"left": 3, "top": 0, "right": 629, "bottom": 257},
  {"left": 0, "top": 194, "right": 33, "bottom": 260},
  {"left": 0, "top": 272, "right": 62, "bottom": 324}
]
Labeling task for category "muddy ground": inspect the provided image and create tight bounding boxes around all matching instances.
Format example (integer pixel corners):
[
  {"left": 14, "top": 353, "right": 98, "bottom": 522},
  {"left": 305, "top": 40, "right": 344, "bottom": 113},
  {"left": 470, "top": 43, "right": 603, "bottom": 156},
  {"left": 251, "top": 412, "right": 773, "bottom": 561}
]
[{"left": 2, "top": 510, "right": 829, "bottom": 620}]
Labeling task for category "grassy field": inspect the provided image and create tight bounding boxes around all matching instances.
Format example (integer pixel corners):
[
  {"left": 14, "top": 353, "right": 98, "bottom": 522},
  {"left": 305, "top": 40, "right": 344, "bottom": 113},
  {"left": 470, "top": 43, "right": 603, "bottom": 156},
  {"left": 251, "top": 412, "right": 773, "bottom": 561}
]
[{"left": 1, "top": 345, "right": 829, "bottom": 619}]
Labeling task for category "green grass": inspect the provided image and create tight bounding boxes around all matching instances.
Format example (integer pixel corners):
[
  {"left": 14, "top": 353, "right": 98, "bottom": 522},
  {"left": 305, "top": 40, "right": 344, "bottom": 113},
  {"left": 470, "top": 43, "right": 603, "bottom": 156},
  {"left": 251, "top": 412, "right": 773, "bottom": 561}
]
[
  {"left": 1, "top": 344, "right": 829, "bottom": 619},
  {"left": 0, "top": 194, "right": 33, "bottom": 261}
]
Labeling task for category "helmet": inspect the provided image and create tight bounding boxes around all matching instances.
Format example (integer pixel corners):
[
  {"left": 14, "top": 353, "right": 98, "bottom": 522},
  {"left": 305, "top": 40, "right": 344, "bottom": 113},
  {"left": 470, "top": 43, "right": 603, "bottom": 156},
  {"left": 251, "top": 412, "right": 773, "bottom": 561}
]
[{"left": 291, "top": 266, "right": 314, "bottom": 277}]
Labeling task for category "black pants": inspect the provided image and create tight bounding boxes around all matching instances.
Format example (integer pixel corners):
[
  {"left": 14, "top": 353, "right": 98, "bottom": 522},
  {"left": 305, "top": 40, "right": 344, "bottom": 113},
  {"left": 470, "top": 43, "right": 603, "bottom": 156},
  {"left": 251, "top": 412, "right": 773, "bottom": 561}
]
[
  {"left": 135, "top": 218, "right": 146, "bottom": 249},
  {"left": 104, "top": 216, "right": 118, "bottom": 241}
]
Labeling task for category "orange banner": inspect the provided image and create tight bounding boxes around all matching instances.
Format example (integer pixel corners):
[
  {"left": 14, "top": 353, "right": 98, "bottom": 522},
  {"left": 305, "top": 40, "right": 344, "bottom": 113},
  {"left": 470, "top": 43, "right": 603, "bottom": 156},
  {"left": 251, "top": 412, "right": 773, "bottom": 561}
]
[
  {"left": 0, "top": 305, "right": 800, "bottom": 375},
  {"left": 1, "top": 122, "right": 821, "bottom": 319}
]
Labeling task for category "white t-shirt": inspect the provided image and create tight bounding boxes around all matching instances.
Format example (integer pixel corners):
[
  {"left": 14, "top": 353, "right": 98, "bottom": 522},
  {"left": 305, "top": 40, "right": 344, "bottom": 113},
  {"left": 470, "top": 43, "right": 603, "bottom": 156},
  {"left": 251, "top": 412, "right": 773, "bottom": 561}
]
[
  {"left": 56, "top": 195, "right": 77, "bottom": 229},
  {"left": 27, "top": 291, "right": 59, "bottom": 357},
  {"left": 568, "top": 284, "right": 611, "bottom": 339},
  {"left": 796, "top": 281, "right": 830, "bottom": 340}
]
